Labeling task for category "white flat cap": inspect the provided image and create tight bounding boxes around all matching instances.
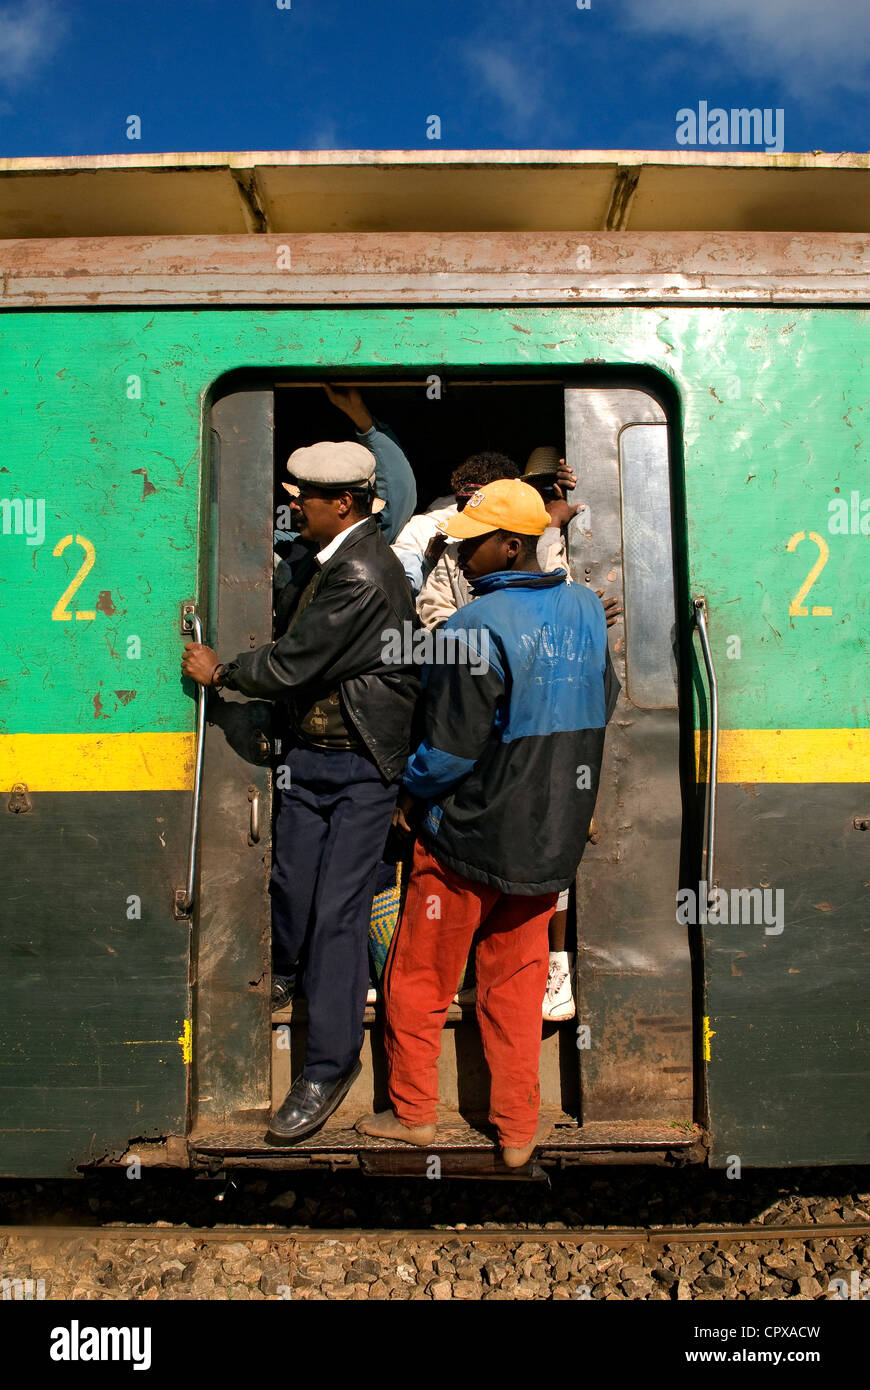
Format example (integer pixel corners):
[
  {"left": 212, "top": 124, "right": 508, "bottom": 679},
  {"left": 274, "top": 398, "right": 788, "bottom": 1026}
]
[
  {"left": 283, "top": 441, "right": 376, "bottom": 491},
  {"left": 283, "top": 440, "right": 385, "bottom": 512}
]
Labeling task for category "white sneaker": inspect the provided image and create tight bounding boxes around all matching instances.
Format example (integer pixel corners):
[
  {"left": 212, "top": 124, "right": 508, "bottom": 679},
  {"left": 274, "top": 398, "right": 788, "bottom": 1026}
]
[
  {"left": 543, "top": 952, "right": 575, "bottom": 1022},
  {"left": 454, "top": 985, "right": 477, "bottom": 1006}
]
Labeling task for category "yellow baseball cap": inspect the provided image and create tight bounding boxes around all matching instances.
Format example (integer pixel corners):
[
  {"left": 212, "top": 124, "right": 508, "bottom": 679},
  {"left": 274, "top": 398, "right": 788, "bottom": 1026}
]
[{"left": 440, "top": 478, "right": 551, "bottom": 539}]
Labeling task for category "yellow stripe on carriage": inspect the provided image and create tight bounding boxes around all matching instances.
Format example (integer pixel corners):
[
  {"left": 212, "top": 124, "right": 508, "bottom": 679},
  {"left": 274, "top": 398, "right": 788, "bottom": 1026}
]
[
  {"left": 0, "top": 728, "right": 867, "bottom": 792},
  {"left": 695, "top": 728, "right": 870, "bottom": 784},
  {"left": 0, "top": 732, "right": 195, "bottom": 791}
]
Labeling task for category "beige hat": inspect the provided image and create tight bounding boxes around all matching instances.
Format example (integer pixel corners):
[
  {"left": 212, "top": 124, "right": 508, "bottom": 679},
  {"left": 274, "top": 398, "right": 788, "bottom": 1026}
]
[
  {"left": 524, "top": 445, "right": 561, "bottom": 479},
  {"left": 283, "top": 440, "right": 385, "bottom": 512}
]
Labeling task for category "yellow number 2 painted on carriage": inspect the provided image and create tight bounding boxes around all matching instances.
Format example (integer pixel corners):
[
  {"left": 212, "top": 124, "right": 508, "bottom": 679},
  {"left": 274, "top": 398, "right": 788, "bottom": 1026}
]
[
  {"left": 786, "top": 530, "right": 832, "bottom": 617},
  {"left": 52, "top": 534, "right": 97, "bottom": 621}
]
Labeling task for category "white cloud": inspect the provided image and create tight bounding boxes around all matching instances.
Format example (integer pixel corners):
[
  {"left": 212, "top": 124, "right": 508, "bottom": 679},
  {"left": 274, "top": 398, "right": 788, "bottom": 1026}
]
[
  {"left": 460, "top": 40, "right": 578, "bottom": 142},
  {"left": 623, "top": 0, "right": 870, "bottom": 95},
  {"left": 464, "top": 45, "right": 546, "bottom": 128},
  {"left": 0, "top": 0, "right": 65, "bottom": 84},
  {"left": 309, "top": 120, "right": 340, "bottom": 151}
]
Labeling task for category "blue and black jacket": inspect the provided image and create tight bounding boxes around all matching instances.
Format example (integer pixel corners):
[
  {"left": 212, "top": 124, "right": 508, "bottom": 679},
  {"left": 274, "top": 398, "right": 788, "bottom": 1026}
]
[{"left": 403, "top": 569, "right": 620, "bottom": 895}]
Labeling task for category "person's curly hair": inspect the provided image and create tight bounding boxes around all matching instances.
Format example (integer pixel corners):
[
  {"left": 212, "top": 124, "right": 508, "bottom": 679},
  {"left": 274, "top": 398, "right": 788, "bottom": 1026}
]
[{"left": 450, "top": 451, "right": 519, "bottom": 496}]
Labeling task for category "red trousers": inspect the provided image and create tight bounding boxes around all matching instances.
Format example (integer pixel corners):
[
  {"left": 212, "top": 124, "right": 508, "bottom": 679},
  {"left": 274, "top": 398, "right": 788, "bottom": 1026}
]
[{"left": 383, "top": 840, "right": 557, "bottom": 1148}]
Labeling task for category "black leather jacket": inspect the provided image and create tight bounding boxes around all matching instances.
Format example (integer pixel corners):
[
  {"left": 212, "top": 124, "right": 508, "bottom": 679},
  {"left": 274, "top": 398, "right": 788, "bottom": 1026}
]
[{"left": 219, "top": 518, "right": 420, "bottom": 782}]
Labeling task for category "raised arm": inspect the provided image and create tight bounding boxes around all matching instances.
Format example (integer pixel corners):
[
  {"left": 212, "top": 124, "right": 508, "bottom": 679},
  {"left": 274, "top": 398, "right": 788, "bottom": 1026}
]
[{"left": 322, "top": 383, "right": 417, "bottom": 543}]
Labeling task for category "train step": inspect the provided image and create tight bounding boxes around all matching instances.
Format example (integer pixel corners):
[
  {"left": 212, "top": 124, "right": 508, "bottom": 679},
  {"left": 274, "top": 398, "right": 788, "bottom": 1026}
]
[
  {"left": 187, "top": 1115, "right": 704, "bottom": 1174},
  {"left": 269, "top": 1005, "right": 581, "bottom": 1131}
]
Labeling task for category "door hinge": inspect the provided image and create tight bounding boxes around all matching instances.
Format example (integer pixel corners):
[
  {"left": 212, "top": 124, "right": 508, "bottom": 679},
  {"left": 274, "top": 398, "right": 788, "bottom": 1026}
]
[
  {"left": 7, "top": 783, "right": 32, "bottom": 815},
  {"left": 173, "top": 889, "right": 192, "bottom": 921}
]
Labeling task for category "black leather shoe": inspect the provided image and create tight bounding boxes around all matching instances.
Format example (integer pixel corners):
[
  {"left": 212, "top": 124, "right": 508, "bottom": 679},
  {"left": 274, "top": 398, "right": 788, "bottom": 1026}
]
[
  {"left": 271, "top": 972, "right": 297, "bottom": 1010},
  {"left": 265, "top": 1060, "right": 362, "bottom": 1145}
]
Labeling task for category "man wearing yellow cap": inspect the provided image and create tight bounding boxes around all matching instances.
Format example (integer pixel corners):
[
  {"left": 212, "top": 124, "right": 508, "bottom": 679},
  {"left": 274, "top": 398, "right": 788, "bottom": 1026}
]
[{"left": 357, "top": 478, "right": 619, "bottom": 1168}]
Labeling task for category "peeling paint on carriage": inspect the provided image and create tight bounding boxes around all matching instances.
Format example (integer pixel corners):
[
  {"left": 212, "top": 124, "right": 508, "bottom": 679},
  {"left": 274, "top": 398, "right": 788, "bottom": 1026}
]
[
  {"left": 1, "top": 232, "right": 869, "bottom": 306},
  {"left": 1, "top": 304, "right": 865, "bottom": 737}
]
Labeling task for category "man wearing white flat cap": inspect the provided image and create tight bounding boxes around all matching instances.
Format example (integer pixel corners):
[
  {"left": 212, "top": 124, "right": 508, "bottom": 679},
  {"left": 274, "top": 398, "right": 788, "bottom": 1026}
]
[{"left": 182, "top": 437, "right": 420, "bottom": 1144}]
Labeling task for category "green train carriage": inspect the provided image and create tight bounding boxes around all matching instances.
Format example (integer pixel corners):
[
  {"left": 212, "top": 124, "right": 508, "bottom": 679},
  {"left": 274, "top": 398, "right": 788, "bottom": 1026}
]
[{"left": 0, "top": 149, "right": 867, "bottom": 1177}]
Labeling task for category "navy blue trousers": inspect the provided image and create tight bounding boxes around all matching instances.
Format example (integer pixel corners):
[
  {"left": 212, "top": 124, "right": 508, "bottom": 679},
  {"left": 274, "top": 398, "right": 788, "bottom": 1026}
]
[{"left": 270, "top": 742, "right": 399, "bottom": 1082}]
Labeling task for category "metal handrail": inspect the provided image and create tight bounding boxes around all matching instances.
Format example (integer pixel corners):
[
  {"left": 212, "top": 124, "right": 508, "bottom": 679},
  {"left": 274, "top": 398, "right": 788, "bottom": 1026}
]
[
  {"left": 693, "top": 596, "right": 719, "bottom": 900},
  {"left": 179, "top": 609, "right": 207, "bottom": 915},
  {"left": 248, "top": 786, "right": 261, "bottom": 844}
]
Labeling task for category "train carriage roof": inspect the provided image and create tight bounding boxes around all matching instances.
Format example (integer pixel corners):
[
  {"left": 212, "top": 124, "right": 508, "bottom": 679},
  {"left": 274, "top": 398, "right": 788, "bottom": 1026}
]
[{"left": 0, "top": 149, "right": 867, "bottom": 236}]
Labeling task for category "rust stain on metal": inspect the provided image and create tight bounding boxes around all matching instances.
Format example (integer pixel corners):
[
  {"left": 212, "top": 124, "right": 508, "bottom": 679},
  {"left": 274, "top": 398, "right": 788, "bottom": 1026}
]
[
  {"left": 131, "top": 467, "right": 157, "bottom": 499},
  {"left": 114, "top": 689, "right": 137, "bottom": 705},
  {"left": 604, "top": 165, "right": 641, "bottom": 231},
  {"left": 95, "top": 589, "right": 116, "bottom": 615},
  {"left": 229, "top": 167, "right": 269, "bottom": 233},
  {"left": 1, "top": 231, "right": 867, "bottom": 306}
]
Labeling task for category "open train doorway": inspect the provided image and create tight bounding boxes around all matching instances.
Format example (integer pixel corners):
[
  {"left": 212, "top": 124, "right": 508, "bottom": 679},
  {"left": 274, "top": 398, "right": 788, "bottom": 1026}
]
[{"left": 189, "top": 374, "right": 700, "bottom": 1169}]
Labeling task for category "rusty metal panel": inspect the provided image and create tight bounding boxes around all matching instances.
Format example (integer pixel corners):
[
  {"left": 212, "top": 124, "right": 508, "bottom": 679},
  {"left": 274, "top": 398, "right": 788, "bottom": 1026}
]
[
  {"left": 567, "top": 388, "right": 695, "bottom": 1127},
  {"left": 0, "top": 232, "right": 868, "bottom": 307},
  {"left": 192, "top": 390, "right": 274, "bottom": 1129}
]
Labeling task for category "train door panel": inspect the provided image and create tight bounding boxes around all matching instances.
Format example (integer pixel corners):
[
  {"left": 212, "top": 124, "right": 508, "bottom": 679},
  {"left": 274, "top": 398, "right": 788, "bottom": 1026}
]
[
  {"left": 191, "top": 389, "right": 274, "bottom": 1133},
  {"left": 566, "top": 388, "right": 695, "bottom": 1129}
]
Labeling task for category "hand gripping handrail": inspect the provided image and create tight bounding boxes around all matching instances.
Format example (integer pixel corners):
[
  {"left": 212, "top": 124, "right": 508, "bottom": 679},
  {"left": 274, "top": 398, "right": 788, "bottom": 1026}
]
[{"left": 177, "top": 607, "right": 207, "bottom": 917}]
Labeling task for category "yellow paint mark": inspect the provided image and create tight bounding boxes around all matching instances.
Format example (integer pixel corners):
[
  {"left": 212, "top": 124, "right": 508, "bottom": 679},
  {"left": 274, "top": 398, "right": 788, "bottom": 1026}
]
[
  {"left": 786, "top": 530, "right": 832, "bottom": 617},
  {"left": 702, "top": 1016, "right": 716, "bottom": 1062},
  {"left": 52, "top": 534, "right": 97, "bottom": 622},
  {"left": 0, "top": 732, "right": 195, "bottom": 791},
  {"left": 695, "top": 728, "right": 870, "bottom": 784},
  {"left": 177, "top": 1019, "right": 192, "bottom": 1065}
]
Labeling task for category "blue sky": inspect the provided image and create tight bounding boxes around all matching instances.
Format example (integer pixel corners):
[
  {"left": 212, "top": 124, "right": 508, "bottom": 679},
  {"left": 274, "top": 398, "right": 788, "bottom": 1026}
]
[{"left": 0, "top": 0, "right": 867, "bottom": 157}]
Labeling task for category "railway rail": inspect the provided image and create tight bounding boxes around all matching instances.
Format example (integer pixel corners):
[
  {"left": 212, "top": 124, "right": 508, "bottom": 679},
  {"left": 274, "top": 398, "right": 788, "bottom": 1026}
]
[{"left": 4, "top": 1222, "right": 870, "bottom": 1246}]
